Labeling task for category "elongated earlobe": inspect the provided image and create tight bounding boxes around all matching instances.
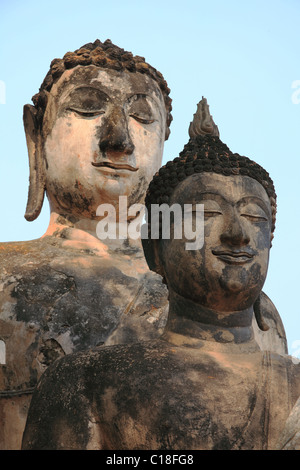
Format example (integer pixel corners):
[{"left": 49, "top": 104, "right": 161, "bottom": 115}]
[
  {"left": 23, "top": 104, "right": 46, "bottom": 221},
  {"left": 254, "top": 293, "right": 270, "bottom": 331},
  {"left": 142, "top": 236, "right": 166, "bottom": 283}
]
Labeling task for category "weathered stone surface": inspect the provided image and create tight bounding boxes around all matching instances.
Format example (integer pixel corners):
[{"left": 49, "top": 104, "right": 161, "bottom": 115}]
[
  {"left": 21, "top": 103, "right": 299, "bottom": 450},
  {"left": 277, "top": 389, "right": 300, "bottom": 449},
  {"left": 0, "top": 39, "right": 171, "bottom": 450},
  {"left": 21, "top": 339, "right": 300, "bottom": 450},
  {"left": 0, "top": 51, "right": 288, "bottom": 450},
  {"left": 252, "top": 294, "right": 287, "bottom": 354},
  {"left": 0, "top": 236, "right": 168, "bottom": 449}
]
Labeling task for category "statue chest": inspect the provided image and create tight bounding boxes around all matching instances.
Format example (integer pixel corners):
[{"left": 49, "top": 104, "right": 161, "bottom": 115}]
[
  {"left": 113, "top": 384, "right": 260, "bottom": 449},
  {"left": 88, "top": 345, "right": 284, "bottom": 450},
  {"left": 0, "top": 253, "right": 167, "bottom": 391},
  {"left": 0, "top": 244, "right": 168, "bottom": 449}
]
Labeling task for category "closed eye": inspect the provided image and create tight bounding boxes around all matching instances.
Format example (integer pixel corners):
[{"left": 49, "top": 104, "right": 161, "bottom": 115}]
[
  {"left": 129, "top": 114, "right": 156, "bottom": 124},
  {"left": 68, "top": 108, "right": 105, "bottom": 117},
  {"left": 204, "top": 211, "right": 222, "bottom": 218},
  {"left": 241, "top": 214, "right": 268, "bottom": 222}
]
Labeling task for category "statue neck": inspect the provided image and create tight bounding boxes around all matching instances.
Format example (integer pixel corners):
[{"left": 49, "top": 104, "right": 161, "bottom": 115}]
[
  {"left": 42, "top": 211, "right": 145, "bottom": 256},
  {"left": 163, "top": 289, "right": 258, "bottom": 348}
]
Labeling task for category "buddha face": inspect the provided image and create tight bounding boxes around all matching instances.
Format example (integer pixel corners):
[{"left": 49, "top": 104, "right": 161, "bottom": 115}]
[
  {"left": 158, "top": 172, "right": 272, "bottom": 312},
  {"left": 41, "top": 65, "right": 167, "bottom": 219}
]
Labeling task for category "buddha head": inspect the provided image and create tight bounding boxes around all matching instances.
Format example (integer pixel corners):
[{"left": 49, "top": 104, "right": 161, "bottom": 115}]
[
  {"left": 23, "top": 39, "right": 172, "bottom": 222},
  {"left": 143, "top": 98, "right": 276, "bottom": 326}
]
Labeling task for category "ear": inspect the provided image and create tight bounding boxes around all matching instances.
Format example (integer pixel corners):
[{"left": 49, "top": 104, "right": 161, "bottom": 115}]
[
  {"left": 141, "top": 230, "right": 165, "bottom": 280},
  {"left": 23, "top": 104, "right": 46, "bottom": 221},
  {"left": 253, "top": 293, "right": 270, "bottom": 332}
]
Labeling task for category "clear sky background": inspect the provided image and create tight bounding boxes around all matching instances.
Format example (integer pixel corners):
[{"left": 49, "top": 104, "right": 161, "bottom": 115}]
[{"left": 0, "top": 0, "right": 299, "bottom": 355}]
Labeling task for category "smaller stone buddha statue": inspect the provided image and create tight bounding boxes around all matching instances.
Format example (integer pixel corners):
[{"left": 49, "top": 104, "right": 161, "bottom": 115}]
[{"left": 21, "top": 99, "right": 300, "bottom": 450}]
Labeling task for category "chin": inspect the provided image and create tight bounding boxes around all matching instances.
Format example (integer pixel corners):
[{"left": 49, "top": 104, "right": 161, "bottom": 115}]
[
  {"left": 222, "top": 279, "right": 245, "bottom": 294},
  {"left": 193, "top": 278, "right": 264, "bottom": 312},
  {"left": 202, "top": 297, "right": 257, "bottom": 313}
]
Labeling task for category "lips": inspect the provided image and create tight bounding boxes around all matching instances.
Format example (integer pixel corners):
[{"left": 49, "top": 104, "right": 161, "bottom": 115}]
[
  {"left": 92, "top": 161, "right": 138, "bottom": 172},
  {"left": 212, "top": 249, "right": 255, "bottom": 264}
]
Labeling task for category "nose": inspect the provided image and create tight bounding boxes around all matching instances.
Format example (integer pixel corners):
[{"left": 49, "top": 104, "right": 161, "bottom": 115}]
[
  {"left": 99, "top": 107, "right": 135, "bottom": 156},
  {"left": 220, "top": 209, "right": 250, "bottom": 247}
]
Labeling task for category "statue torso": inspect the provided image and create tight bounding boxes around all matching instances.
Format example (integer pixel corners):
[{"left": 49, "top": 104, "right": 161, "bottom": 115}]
[
  {"left": 0, "top": 236, "right": 168, "bottom": 449},
  {"left": 22, "top": 339, "right": 300, "bottom": 450},
  {"left": 0, "top": 236, "right": 289, "bottom": 449}
]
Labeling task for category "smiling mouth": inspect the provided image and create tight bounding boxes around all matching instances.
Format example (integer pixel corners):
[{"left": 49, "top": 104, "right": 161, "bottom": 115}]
[
  {"left": 212, "top": 250, "right": 255, "bottom": 264},
  {"left": 91, "top": 161, "right": 139, "bottom": 172}
]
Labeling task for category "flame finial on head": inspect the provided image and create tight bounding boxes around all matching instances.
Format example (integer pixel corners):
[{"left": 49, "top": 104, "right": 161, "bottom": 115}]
[{"left": 188, "top": 97, "right": 220, "bottom": 138}]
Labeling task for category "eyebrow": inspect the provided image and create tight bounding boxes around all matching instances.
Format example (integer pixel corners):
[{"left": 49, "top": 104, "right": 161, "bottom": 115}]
[
  {"left": 175, "top": 190, "right": 226, "bottom": 204},
  {"left": 237, "top": 196, "right": 271, "bottom": 218},
  {"left": 65, "top": 86, "right": 110, "bottom": 100},
  {"left": 126, "top": 92, "right": 162, "bottom": 113},
  {"left": 127, "top": 92, "right": 156, "bottom": 102},
  {"left": 127, "top": 93, "right": 162, "bottom": 119}
]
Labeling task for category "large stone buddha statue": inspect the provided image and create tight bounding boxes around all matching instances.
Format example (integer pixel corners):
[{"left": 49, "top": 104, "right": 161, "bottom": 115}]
[
  {"left": 0, "top": 39, "right": 172, "bottom": 449},
  {"left": 21, "top": 100, "right": 300, "bottom": 450}
]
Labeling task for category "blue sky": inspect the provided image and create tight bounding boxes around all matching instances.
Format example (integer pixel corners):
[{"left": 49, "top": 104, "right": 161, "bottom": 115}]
[{"left": 0, "top": 0, "right": 299, "bottom": 354}]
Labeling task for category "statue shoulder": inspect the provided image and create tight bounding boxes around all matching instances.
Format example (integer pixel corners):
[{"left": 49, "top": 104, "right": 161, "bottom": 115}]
[
  {"left": 22, "top": 341, "right": 166, "bottom": 450},
  {"left": 22, "top": 350, "right": 90, "bottom": 449},
  {"left": 0, "top": 238, "right": 46, "bottom": 265}
]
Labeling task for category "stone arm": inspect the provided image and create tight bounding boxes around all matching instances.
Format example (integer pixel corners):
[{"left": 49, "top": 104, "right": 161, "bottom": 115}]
[{"left": 21, "top": 355, "right": 99, "bottom": 450}]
